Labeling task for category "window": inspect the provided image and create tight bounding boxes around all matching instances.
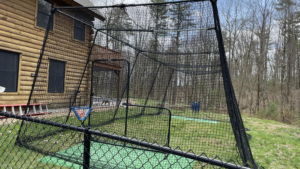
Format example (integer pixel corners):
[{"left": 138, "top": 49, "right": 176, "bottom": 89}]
[
  {"left": 48, "top": 60, "right": 65, "bottom": 93},
  {"left": 0, "top": 50, "right": 19, "bottom": 92},
  {"left": 37, "top": 0, "right": 53, "bottom": 30},
  {"left": 74, "top": 13, "right": 85, "bottom": 41}
]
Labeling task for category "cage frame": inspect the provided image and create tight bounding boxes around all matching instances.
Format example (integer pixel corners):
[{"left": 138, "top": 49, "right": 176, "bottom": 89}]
[{"left": 11, "top": 0, "right": 258, "bottom": 168}]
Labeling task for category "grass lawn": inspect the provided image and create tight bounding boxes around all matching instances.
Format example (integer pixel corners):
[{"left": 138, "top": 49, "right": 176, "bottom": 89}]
[
  {"left": 0, "top": 109, "right": 299, "bottom": 168},
  {"left": 243, "top": 115, "right": 300, "bottom": 169}
]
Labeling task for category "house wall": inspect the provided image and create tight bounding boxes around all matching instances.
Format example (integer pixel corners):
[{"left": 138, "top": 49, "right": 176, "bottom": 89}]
[{"left": 0, "top": 0, "right": 94, "bottom": 106}]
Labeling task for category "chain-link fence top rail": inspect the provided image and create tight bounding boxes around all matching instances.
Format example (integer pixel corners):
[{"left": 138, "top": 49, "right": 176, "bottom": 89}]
[{"left": 0, "top": 0, "right": 258, "bottom": 168}]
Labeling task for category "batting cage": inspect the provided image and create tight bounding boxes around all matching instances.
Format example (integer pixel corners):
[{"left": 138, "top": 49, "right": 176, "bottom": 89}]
[{"left": 0, "top": 0, "right": 258, "bottom": 168}]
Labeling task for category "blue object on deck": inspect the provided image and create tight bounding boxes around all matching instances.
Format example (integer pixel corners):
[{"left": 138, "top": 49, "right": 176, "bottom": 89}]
[{"left": 191, "top": 101, "right": 200, "bottom": 111}]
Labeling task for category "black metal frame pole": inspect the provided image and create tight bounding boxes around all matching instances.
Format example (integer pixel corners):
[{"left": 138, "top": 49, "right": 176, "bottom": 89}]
[
  {"left": 96, "top": 31, "right": 190, "bottom": 77},
  {"left": 55, "top": 0, "right": 210, "bottom": 10},
  {"left": 210, "top": 0, "right": 256, "bottom": 168},
  {"left": 140, "top": 63, "right": 162, "bottom": 115},
  {"left": 1, "top": 112, "right": 251, "bottom": 169},
  {"left": 66, "top": 30, "right": 100, "bottom": 123},
  {"left": 112, "top": 52, "right": 140, "bottom": 121},
  {"left": 125, "top": 61, "right": 130, "bottom": 137},
  {"left": 158, "top": 69, "right": 174, "bottom": 114},
  {"left": 92, "top": 59, "right": 130, "bottom": 138},
  {"left": 211, "top": 0, "right": 247, "bottom": 163},
  {"left": 98, "top": 28, "right": 154, "bottom": 32},
  {"left": 25, "top": 9, "right": 56, "bottom": 115},
  {"left": 88, "top": 63, "right": 95, "bottom": 127},
  {"left": 212, "top": 3, "right": 247, "bottom": 165},
  {"left": 16, "top": 9, "right": 56, "bottom": 144},
  {"left": 83, "top": 127, "right": 91, "bottom": 169}
]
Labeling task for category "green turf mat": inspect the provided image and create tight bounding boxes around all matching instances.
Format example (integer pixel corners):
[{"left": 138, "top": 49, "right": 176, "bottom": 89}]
[
  {"left": 39, "top": 142, "right": 195, "bottom": 169},
  {"left": 172, "top": 116, "right": 218, "bottom": 124}
]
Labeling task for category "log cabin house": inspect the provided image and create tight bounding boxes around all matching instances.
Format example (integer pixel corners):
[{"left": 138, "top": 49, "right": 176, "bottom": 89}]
[{"left": 0, "top": 0, "right": 122, "bottom": 115}]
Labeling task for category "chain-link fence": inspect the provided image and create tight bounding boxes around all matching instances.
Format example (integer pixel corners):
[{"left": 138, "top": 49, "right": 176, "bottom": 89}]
[
  {"left": 0, "top": 0, "right": 259, "bottom": 168},
  {"left": 1, "top": 112, "right": 253, "bottom": 168}
]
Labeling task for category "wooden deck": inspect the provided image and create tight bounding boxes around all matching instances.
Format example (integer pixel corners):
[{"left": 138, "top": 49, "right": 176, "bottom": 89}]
[{"left": 92, "top": 45, "right": 122, "bottom": 71}]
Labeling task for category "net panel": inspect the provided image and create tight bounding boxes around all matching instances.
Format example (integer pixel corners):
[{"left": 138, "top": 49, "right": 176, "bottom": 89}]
[{"left": 13, "top": 0, "right": 257, "bottom": 168}]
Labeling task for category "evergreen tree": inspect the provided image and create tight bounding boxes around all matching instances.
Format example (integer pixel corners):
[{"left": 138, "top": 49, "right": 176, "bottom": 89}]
[
  {"left": 169, "top": 2, "right": 196, "bottom": 104},
  {"left": 149, "top": 0, "right": 169, "bottom": 54},
  {"left": 147, "top": 0, "right": 169, "bottom": 99},
  {"left": 103, "top": 7, "right": 133, "bottom": 51}
]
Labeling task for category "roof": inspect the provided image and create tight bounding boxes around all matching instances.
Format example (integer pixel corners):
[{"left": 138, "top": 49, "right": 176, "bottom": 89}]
[
  {"left": 73, "top": 0, "right": 105, "bottom": 21},
  {"left": 74, "top": 0, "right": 94, "bottom": 7}
]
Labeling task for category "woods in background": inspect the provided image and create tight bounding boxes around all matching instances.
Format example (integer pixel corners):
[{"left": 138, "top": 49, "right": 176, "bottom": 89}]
[
  {"left": 220, "top": 0, "right": 300, "bottom": 124},
  {"left": 91, "top": 0, "right": 300, "bottom": 124}
]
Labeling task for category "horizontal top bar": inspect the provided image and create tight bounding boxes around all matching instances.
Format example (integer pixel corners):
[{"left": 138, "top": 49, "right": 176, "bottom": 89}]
[
  {"left": 55, "top": 0, "right": 210, "bottom": 10},
  {"left": 97, "top": 28, "right": 215, "bottom": 32},
  {"left": 153, "top": 28, "right": 215, "bottom": 32},
  {"left": 122, "top": 103, "right": 172, "bottom": 115}
]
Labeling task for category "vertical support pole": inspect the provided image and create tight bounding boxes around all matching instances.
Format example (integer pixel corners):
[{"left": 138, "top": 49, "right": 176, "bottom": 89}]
[
  {"left": 66, "top": 30, "right": 99, "bottom": 123},
  {"left": 159, "top": 70, "right": 174, "bottom": 114},
  {"left": 25, "top": 9, "right": 56, "bottom": 115},
  {"left": 112, "top": 52, "right": 140, "bottom": 120},
  {"left": 117, "top": 70, "right": 121, "bottom": 101},
  {"left": 89, "top": 63, "right": 94, "bottom": 127},
  {"left": 210, "top": 0, "right": 255, "bottom": 168},
  {"left": 167, "top": 109, "right": 171, "bottom": 147},
  {"left": 140, "top": 63, "right": 162, "bottom": 115},
  {"left": 92, "top": 59, "right": 130, "bottom": 144},
  {"left": 124, "top": 60, "right": 130, "bottom": 138},
  {"left": 83, "top": 127, "right": 91, "bottom": 169},
  {"left": 16, "top": 9, "right": 56, "bottom": 144}
]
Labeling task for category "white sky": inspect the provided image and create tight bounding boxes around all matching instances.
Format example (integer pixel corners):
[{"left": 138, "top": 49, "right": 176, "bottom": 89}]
[
  {"left": 91, "top": 0, "right": 150, "bottom": 6},
  {"left": 91, "top": 0, "right": 227, "bottom": 5}
]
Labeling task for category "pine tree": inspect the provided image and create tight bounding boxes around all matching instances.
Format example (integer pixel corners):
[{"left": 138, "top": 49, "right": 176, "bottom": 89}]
[
  {"left": 149, "top": 0, "right": 169, "bottom": 55},
  {"left": 103, "top": 7, "right": 133, "bottom": 51},
  {"left": 169, "top": 2, "right": 196, "bottom": 104}
]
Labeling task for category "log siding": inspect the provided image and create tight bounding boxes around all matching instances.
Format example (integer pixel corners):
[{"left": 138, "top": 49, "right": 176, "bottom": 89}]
[{"left": 0, "top": 0, "right": 95, "bottom": 105}]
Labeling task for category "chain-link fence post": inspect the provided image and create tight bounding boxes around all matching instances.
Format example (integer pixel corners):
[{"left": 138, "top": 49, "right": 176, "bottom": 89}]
[{"left": 83, "top": 127, "right": 91, "bottom": 169}]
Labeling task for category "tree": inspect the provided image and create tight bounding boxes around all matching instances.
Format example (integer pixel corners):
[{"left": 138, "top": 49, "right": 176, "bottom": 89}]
[
  {"left": 149, "top": 0, "right": 168, "bottom": 54},
  {"left": 169, "top": 2, "right": 195, "bottom": 104},
  {"left": 275, "top": 0, "right": 299, "bottom": 118},
  {"left": 252, "top": 0, "right": 274, "bottom": 112}
]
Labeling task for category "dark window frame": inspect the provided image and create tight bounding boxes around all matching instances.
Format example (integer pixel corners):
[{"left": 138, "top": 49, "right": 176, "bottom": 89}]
[
  {"left": 36, "top": 0, "right": 53, "bottom": 30},
  {"left": 0, "top": 50, "right": 20, "bottom": 93},
  {"left": 73, "top": 13, "right": 86, "bottom": 42},
  {"left": 48, "top": 60, "right": 66, "bottom": 93}
]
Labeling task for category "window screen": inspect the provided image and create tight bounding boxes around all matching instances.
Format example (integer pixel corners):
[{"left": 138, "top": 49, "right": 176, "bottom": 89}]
[
  {"left": 37, "top": 0, "right": 53, "bottom": 30},
  {"left": 48, "top": 60, "right": 65, "bottom": 93},
  {"left": 74, "top": 14, "right": 85, "bottom": 41},
  {"left": 0, "top": 50, "right": 19, "bottom": 92}
]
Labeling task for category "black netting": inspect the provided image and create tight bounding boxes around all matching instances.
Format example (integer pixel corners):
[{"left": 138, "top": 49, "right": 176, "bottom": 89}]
[{"left": 0, "top": 0, "right": 258, "bottom": 168}]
